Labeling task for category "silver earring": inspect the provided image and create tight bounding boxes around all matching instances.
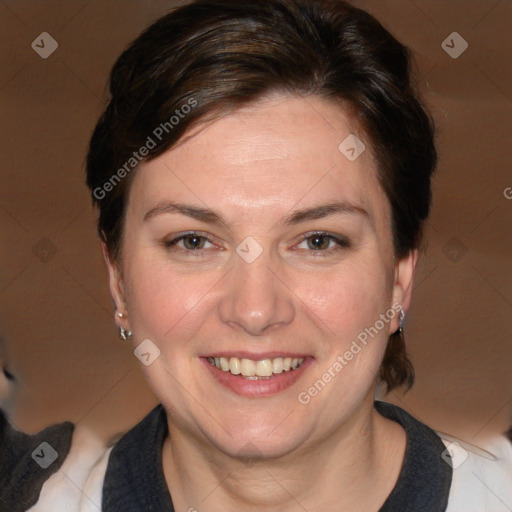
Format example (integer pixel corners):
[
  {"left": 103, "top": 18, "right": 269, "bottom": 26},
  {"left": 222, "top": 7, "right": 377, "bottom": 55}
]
[
  {"left": 115, "top": 310, "right": 131, "bottom": 340},
  {"left": 398, "top": 306, "right": 406, "bottom": 333},
  {"left": 119, "top": 326, "right": 132, "bottom": 341}
]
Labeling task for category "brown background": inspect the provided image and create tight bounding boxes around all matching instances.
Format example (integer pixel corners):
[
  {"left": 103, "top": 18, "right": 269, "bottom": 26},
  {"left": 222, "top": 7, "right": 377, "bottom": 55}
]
[{"left": 0, "top": 0, "right": 511, "bottom": 447}]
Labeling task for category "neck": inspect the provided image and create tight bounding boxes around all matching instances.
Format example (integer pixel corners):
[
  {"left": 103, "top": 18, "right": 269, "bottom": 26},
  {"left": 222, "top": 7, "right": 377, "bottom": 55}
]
[{"left": 162, "top": 395, "right": 406, "bottom": 512}]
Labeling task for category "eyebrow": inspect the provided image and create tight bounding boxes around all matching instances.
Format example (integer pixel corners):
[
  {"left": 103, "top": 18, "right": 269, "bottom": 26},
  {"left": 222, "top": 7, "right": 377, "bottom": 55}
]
[
  {"left": 283, "top": 201, "right": 368, "bottom": 225},
  {"left": 143, "top": 200, "right": 368, "bottom": 227},
  {"left": 143, "top": 202, "right": 229, "bottom": 227}
]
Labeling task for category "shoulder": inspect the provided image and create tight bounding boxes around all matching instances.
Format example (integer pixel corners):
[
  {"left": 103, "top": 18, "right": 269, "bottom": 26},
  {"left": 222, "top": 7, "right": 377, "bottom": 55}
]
[
  {"left": 439, "top": 432, "right": 512, "bottom": 512},
  {"left": 0, "top": 408, "right": 112, "bottom": 512},
  {"left": 7, "top": 405, "right": 165, "bottom": 512},
  {"left": 0, "top": 409, "right": 74, "bottom": 512},
  {"left": 375, "top": 400, "right": 512, "bottom": 512},
  {"left": 27, "top": 422, "right": 112, "bottom": 512}
]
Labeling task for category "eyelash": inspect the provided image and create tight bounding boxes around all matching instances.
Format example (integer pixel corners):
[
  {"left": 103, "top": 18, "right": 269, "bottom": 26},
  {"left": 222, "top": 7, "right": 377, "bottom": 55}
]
[
  {"left": 295, "top": 231, "right": 351, "bottom": 255},
  {"left": 164, "top": 231, "right": 350, "bottom": 257}
]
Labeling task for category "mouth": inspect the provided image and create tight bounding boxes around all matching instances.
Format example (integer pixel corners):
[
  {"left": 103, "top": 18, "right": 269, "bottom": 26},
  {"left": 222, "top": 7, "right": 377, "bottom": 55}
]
[
  {"left": 207, "top": 356, "right": 305, "bottom": 379},
  {"left": 202, "top": 354, "right": 312, "bottom": 397}
]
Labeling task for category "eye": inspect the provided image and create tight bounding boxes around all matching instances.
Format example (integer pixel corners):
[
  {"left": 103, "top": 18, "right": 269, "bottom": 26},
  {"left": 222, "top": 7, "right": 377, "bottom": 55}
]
[
  {"left": 295, "top": 232, "right": 350, "bottom": 254},
  {"left": 164, "top": 232, "right": 216, "bottom": 252}
]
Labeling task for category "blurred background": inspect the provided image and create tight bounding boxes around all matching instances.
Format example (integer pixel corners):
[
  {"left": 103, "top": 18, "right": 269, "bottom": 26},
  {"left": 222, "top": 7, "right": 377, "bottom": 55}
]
[{"left": 0, "top": 0, "right": 510, "bottom": 447}]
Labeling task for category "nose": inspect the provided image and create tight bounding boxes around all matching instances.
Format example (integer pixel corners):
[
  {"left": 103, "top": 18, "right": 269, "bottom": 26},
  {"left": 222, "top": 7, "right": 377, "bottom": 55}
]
[{"left": 218, "top": 251, "right": 295, "bottom": 336}]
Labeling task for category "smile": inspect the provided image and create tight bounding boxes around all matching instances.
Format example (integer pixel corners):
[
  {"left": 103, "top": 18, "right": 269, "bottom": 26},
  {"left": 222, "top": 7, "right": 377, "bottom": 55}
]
[{"left": 207, "top": 356, "right": 305, "bottom": 379}]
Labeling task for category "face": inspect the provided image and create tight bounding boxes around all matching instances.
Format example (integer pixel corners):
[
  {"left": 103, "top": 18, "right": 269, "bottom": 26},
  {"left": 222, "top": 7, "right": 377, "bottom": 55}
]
[{"left": 106, "top": 94, "right": 416, "bottom": 459}]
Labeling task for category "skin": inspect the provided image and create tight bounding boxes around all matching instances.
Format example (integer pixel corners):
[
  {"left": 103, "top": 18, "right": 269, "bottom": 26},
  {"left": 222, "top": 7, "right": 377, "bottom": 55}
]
[{"left": 104, "top": 93, "right": 418, "bottom": 511}]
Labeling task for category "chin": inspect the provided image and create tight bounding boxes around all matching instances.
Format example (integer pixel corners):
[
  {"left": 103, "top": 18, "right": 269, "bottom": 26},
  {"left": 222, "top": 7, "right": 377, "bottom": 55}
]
[{"left": 204, "top": 415, "right": 309, "bottom": 461}]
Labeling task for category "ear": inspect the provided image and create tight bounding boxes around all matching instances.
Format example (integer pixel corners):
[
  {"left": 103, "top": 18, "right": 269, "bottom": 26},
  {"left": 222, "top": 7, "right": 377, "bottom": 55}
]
[
  {"left": 101, "top": 242, "right": 130, "bottom": 331},
  {"left": 390, "top": 249, "right": 419, "bottom": 332}
]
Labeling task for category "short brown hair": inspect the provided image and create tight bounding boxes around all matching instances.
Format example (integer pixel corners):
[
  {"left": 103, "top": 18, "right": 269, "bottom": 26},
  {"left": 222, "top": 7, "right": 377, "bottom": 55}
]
[{"left": 86, "top": 0, "right": 436, "bottom": 391}]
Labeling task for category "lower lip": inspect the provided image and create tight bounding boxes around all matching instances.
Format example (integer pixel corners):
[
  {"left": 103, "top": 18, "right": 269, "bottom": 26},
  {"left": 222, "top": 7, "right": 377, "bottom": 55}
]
[{"left": 201, "top": 357, "right": 313, "bottom": 397}]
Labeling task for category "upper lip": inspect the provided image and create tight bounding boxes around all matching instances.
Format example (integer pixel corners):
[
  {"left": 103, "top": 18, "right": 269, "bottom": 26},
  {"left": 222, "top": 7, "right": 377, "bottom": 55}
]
[{"left": 201, "top": 352, "right": 311, "bottom": 359}]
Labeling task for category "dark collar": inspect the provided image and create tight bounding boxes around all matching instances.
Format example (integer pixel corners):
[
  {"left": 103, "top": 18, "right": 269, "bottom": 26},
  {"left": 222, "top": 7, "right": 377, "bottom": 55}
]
[
  {"left": 375, "top": 400, "right": 452, "bottom": 511},
  {"left": 103, "top": 401, "right": 452, "bottom": 511},
  {"left": 102, "top": 405, "right": 173, "bottom": 512}
]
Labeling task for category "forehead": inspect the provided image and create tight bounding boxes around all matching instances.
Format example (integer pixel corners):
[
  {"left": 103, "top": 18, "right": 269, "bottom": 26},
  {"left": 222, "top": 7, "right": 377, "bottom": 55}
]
[{"left": 129, "top": 94, "right": 390, "bottom": 231}]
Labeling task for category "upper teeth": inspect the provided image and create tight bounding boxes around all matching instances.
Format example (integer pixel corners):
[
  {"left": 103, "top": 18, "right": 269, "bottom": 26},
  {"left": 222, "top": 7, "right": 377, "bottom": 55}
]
[{"left": 208, "top": 357, "right": 305, "bottom": 377}]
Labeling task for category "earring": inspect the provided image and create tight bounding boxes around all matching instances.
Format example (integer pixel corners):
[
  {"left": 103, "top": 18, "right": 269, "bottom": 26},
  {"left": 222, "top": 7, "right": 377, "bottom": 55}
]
[
  {"left": 115, "top": 310, "right": 131, "bottom": 340},
  {"left": 119, "top": 326, "right": 132, "bottom": 341},
  {"left": 397, "top": 306, "right": 406, "bottom": 334}
]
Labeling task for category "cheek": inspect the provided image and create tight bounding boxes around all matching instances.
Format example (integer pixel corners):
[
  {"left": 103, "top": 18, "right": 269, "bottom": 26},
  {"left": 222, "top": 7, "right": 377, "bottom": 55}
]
[
  {"left": 295, "top": 258, "right": 392, "bottom": 345},
  {"left": 124, "top": 256, "right": 220, "bottom": 343}
]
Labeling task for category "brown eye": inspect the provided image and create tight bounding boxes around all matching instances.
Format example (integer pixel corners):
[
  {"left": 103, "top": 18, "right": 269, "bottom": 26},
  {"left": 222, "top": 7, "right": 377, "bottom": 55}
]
[
  {"left": 164, "top": 232, "right": 215, "bottom": 253},
  {"left": 306, "top": 234, "right": 331, "bottom": 250},
  {"left": 295, "top": 232, "right": 350, "bottom": 255},
  {"left": 182, "top": 235, "right": 207, "bottom": 250}
]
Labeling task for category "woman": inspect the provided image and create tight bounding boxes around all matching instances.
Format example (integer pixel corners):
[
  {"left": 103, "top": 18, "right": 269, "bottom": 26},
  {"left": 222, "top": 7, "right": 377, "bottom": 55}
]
[{"left": 31, "top": 0, "right": 509, "bottom": 510}]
